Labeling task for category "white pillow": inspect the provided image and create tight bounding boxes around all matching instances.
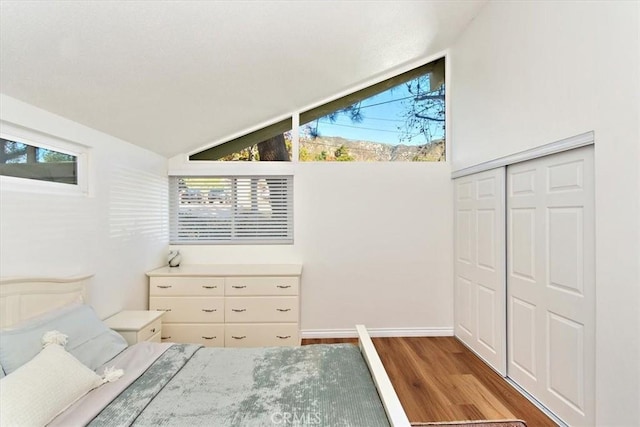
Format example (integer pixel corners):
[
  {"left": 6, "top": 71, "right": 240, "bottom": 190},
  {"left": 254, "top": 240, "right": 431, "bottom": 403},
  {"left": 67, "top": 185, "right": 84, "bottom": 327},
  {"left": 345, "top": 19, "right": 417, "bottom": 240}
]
[
  {"left": 0, "top": 343, "right": 104, "bottom": 427},
  {"left": 0, "top": 304, "right": 127, "bottom": 374}
]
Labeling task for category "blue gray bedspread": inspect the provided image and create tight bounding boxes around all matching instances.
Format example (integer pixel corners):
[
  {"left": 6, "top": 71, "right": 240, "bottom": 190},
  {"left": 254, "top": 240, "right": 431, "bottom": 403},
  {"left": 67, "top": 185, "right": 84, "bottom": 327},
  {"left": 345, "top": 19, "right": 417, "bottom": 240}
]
[{"left": 89, "top": 343, "right": 390, "bottom": 427}]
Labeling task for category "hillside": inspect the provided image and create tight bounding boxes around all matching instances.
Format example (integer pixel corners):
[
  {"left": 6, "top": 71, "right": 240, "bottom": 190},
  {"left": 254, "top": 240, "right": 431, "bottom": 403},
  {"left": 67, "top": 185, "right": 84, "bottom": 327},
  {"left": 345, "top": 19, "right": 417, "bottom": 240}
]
[{"left": 299, "top": 136, "right": 445, "bottom": 161}]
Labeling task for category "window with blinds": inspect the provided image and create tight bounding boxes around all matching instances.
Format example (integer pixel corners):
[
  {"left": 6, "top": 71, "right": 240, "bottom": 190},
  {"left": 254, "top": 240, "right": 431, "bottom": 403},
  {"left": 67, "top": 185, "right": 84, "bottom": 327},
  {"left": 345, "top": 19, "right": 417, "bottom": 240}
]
[{"left": 170, "top": 176, "right": 293, "bottom": 244}]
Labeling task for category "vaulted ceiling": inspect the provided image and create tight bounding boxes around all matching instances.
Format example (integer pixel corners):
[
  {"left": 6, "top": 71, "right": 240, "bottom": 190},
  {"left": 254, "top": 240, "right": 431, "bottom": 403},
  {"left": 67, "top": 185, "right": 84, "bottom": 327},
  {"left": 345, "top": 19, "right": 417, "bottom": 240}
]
[{"left": 0, "top": 1, "right": 486, "bottom": 157}]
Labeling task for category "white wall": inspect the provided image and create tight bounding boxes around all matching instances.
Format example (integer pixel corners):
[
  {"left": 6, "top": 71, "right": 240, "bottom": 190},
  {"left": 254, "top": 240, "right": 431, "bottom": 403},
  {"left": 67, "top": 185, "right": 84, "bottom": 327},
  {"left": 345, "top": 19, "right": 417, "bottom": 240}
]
[
  {"left": 172, "top": 161, "right": 454, "bottom": 335},
  {"left": 450, "top": 2, "right": 639, "bottom": 425},
  {"left": 0, "top": 94, "right": 168, "bottom": 318}
]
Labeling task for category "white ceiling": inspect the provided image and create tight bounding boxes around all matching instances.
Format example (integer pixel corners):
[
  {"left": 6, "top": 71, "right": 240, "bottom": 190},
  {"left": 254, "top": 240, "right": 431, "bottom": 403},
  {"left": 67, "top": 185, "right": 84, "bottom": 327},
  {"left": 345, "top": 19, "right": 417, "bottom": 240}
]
[{"left": 0, "top": 1, "right": 486, "bottom": 158}]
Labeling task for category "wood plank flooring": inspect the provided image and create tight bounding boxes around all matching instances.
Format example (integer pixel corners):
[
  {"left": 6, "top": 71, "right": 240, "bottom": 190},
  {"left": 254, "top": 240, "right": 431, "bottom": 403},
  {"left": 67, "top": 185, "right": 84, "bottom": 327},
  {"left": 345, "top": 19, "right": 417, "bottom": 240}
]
[{"left": 302, "top": 336, "right": 556, "bottom": 426}]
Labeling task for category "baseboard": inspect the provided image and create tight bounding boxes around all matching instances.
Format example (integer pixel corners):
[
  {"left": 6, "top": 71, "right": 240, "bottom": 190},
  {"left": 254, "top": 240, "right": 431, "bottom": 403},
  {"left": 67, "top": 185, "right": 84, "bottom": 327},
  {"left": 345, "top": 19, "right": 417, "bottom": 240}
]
[{"left": 301, "top": 327, "right": 454, "bottom": 339}]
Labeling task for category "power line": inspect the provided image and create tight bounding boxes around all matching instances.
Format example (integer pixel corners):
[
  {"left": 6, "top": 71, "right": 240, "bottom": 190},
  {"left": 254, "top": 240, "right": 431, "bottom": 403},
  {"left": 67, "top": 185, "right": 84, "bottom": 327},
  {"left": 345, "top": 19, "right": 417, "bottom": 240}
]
[
  {"left": 310, "top": 92, "right": 428, "bottom": 116},
  {"left": 356, "top": 93, "right": 417, "bottom": 110},
  {"left": 318, "top": 116, "right": 405, "bottom": 123},
  {"left": 316, "top": 121, "right": 399, "bottom": 134},
  {"left": 315, "top": 120, "right": 442, "bottom": 140},
  {"left": 362, "top": 116, "right": 406, "bottom": 122}
]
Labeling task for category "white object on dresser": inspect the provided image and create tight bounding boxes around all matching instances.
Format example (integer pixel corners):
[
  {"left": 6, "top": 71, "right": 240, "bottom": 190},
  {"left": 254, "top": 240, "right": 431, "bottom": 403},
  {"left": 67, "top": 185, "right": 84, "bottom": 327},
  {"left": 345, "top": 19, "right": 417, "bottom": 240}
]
[
  {"left": 104, "top": 310, "right": 165, "bottom": 345},
  {"left": 147, "top": 264, "right": 302, "bottom": 348}
]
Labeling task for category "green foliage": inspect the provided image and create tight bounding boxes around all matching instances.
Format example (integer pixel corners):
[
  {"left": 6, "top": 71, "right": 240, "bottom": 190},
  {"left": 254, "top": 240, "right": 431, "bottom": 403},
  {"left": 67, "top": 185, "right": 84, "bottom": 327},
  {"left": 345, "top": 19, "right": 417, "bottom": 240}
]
[
  {"left": 219, "top": 145, "right": 258, "bottom": 161},
  {"left": 314, "top": 151, "right": 328, "bottom": 161},
  {"left": 218, "top": 132, "right": 293, "bottom": 162},
  {"left": 334, "top": 145, "right": 354, "bottom": 161},
  {"left": 41, "top": 150, "right": 75, "bottom": 163},
  {"left": 1, "top": 139, "right": 75, "bottom": 164},
  {"left": 0, "top": 139, "right": 27, "bottom": 163},
  {"left": 299, "top": 146, "right": 313, "bottom": 162}
]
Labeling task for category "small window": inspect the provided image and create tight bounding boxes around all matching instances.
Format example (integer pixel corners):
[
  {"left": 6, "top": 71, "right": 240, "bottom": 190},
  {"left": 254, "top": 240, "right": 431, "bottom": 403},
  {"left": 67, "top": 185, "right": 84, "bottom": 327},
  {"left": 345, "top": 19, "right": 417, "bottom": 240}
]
[
  {"left": 0, "top": 138, "right": 78, "bottom": 184},
  {"left": 170, "top": 176, "right": 293, "bottom": 244}
]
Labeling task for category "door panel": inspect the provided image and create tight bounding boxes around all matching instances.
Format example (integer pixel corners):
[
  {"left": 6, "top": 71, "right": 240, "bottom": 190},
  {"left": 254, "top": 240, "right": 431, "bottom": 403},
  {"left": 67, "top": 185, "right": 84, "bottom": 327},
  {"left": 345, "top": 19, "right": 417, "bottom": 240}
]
[
  {"left": 510, "top": 209, "right": 536, "bottom": 281},
  {"left": 510, "top": 296, "right": 537, "bottom": 380},
  {"left": 456, "top": 276, "right": 473, "bottom": 336},
  {"left": 454, "top": 168, "right": 506, "bottom": 375},
  {"left": 477, "top": 285, "right": 496, "bottom": 351},
  {"left": 507, "top": 146, "right": 594, "bottom": 426},
  {"left": 547, "top": 311, "right": 584, "bottom": 411},
  {"left": 548, "top": 207, "right": 584, "bottom": 294},
  {"left": 477, "top": 210, "right": 496, "bottom": 269}
]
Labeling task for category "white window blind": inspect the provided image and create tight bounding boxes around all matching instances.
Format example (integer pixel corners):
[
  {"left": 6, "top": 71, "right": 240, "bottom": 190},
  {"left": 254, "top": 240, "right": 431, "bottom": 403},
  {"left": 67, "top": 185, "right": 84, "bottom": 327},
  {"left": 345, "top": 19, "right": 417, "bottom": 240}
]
[{"left": 170, "top": 176, "right": 293, "bottom": 244}]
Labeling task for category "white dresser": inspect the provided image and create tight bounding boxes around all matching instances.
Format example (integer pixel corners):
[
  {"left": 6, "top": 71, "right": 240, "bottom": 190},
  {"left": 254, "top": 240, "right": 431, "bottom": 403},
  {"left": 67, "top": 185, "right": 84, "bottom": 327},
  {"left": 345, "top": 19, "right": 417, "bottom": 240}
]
[{"left": 147, "top": 264, "right": 302, "bottom": 347}]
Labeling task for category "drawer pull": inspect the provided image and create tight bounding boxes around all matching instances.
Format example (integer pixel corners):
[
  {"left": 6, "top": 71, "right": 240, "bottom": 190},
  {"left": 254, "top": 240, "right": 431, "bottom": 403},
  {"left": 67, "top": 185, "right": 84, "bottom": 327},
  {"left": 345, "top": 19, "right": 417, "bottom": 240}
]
[
  {"left": 161, "top": 336, "right": 171, "bottom": 340},
  {"left": 277, "top": 285, "right": 291, "bottom": 289},
  {"left": 157, "top": 308, "right": 172, "bottom": 312},
  {"left": 150, "top": 328, "right": 156, "bottom": 333},
  {"left": 231, "top": 308, "right": 246, "bottom": 313},
  {"left": 276, "top": 308, "right": 291, "bottom": 312},
  {"left": 232, "top": 285, "right": 246, "bottom": 289},
  {"left": 202, "top": 336, "right": 216, "bottom": 340},
  {"left": 232, "top": 335, "right": 246, "bottom": 340},
  {"left": 202, "top": 309, "right": 217, "bottom": 313},
  {"left": 202, "top": 285, "right": 217, "bottom": 289},
  {"left": 157, "top": 285, "right": 172, "bottom": 289},
  {"left": 277, "top": 335, "right": 291, "bottom": 339}
]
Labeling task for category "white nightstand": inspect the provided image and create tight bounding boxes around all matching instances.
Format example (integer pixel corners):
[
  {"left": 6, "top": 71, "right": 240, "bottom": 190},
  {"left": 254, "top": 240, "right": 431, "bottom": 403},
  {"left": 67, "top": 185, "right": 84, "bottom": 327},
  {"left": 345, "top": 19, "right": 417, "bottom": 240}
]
[{"left": 104, "top": 310, "right": 165, "bottom": 345}]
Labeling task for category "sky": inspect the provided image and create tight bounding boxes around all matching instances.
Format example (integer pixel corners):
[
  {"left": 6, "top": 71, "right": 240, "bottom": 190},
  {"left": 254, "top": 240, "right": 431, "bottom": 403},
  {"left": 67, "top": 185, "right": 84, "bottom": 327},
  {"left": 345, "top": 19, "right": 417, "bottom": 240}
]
[{"left": 300, "top": 78, "right": 445, "bottom": 146}]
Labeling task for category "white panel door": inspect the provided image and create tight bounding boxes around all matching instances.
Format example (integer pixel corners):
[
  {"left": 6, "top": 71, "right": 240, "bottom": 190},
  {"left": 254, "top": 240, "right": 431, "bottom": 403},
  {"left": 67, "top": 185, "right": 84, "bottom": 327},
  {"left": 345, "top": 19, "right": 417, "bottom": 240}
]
[
  {"left": 507, "top": 146, "right": 594, "bottom": 426},
  {"left": 454, "top": 168, "right": 506, "bottom": 375}
]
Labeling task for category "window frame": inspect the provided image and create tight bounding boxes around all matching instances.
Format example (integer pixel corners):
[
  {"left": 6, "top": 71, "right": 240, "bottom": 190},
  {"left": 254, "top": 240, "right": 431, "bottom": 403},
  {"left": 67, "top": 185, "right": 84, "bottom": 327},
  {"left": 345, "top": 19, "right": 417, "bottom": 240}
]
[
  {"left": 169, "top": 175, "right": 294, "bottom": 245},
  {"left": 0, "top": 121, "right": 89, "bottom": 196},
  {"left": 298, "top": 58, "right": 445, "bottom": 162}
]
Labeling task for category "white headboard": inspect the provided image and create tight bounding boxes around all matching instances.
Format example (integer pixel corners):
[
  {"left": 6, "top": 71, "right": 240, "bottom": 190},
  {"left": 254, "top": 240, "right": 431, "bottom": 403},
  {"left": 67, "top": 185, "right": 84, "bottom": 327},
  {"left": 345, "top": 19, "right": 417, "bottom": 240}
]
[{"left": 0, "top": 275, "right": 93, "bottom": 328}]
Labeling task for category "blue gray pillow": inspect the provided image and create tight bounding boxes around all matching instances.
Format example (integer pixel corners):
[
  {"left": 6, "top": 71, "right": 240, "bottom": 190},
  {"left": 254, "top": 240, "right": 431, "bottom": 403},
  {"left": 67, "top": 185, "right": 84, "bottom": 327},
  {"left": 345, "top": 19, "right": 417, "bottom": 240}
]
[{"left": 0, "top": 304, "right": 127, "bottom": 375}]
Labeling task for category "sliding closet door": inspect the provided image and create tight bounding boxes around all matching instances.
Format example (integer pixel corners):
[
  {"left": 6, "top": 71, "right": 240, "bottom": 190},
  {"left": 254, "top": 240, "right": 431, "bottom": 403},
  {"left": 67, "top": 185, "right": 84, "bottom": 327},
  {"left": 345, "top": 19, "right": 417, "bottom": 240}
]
[
  {"left": 454, "top": 168, "right": 506, "bottom": 375},
  {"left": 507, "top": 146, "right": 595, "bottom": 426}
]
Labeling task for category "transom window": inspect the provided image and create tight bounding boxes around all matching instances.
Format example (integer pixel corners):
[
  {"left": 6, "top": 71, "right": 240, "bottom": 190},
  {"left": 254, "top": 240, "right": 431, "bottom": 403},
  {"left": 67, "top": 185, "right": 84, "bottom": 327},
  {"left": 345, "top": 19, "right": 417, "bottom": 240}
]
[
  {"left": 189, "top": 57, "right": 445, "bottom": 162},
  {"left": 189, "top": 119, "right": 293, "bottom": 162},
  {"left": 0, "top": 138, "right": 78, "bottom": 185},
  {"left": 299, "top": 57, "right": 445, "bottom": 162}
]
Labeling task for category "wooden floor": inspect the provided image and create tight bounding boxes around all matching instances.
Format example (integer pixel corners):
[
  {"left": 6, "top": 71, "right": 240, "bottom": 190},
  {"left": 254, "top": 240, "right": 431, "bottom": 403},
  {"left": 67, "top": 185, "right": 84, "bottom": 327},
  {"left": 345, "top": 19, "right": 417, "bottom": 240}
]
[{"left": 302, "top": 336, "right": 557, "bottom": 426}]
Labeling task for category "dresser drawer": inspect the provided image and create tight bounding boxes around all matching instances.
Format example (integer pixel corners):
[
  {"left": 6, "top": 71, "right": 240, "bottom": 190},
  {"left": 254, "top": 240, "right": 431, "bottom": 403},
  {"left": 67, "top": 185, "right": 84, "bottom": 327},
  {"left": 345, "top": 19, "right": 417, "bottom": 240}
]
[
  {"left": 150, "top": 277, "right": 224, "bottom": 296},
  {"left": 225, "top": 277, "right": 299, "bottom": 296},
  {"left": 105, "top": 310, "right": 165, "bottom": 346},
  {"left": 148, "top": 331, "right": 162, "bottom": 343},
  {"left": 150, "top": 297, "right": 224, "bottom": 323},
  {"left": 225, "top": 297, "right": 298, "bottom": 323},
  {"left": 136, "top": 317, "right": 162, "bottom": 342},
  {"left": 225, "top": 324, "right": 299, "bottom": 347},
  {"left": 161, "top": 324, "right": 224, "bottom": 347}
]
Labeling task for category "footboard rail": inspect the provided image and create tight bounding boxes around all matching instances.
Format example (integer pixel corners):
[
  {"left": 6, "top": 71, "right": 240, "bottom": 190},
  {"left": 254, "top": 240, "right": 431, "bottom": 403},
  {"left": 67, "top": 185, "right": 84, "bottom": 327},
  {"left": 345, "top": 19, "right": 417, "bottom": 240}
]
[{"left": 356, "top": 324, "right": 411, "bottom": 427}]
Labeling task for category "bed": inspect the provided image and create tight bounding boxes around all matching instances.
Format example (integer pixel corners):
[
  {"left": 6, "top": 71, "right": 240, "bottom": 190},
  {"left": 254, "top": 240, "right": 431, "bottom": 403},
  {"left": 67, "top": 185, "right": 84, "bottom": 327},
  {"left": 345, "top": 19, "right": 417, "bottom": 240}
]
[{"left": 0, "top": 275, "right": 411, "bottom": 427}]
